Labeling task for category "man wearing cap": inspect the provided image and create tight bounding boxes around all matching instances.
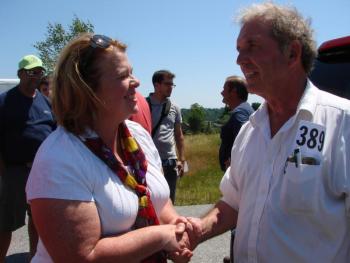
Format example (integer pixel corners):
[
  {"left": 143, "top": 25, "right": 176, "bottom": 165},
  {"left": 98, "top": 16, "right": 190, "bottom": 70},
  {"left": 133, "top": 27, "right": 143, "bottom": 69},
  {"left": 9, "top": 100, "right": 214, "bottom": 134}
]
[{"left": 0, "top": 55, "right": 56, "bottom": 260}]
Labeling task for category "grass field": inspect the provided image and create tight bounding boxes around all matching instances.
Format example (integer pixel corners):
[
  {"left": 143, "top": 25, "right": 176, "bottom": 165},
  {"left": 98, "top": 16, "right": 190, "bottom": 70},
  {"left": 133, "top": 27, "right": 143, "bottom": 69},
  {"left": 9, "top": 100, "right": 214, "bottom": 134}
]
[{"left": 175, "top": 133, "right": 224, "bottom": 205}]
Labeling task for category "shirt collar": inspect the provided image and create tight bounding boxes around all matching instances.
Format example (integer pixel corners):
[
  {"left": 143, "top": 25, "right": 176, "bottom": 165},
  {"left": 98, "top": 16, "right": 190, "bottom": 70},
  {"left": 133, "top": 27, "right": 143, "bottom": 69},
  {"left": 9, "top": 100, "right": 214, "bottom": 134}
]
[
  {"left": 250, "top": 100, "right": 268, "bottom": 128},
  {"left": 249, "top": 101, "right": 270, "bottom": 138},
  {"left": 149, "top": 92, "right": 169, "bottom": 105},
  {"left": 295, "top": 80, "right": 319, "bottom": 121},
  {"left": 231, "top": 101, "right": 249, "bottom": 113},
  {"left": 249, "top": 80, "right": 320, "bottom": 134}
]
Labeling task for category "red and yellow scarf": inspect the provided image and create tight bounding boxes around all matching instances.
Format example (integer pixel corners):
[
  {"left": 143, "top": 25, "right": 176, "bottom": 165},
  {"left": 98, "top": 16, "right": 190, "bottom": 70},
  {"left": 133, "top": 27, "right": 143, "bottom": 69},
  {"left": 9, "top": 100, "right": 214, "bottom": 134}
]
[{"left": 83, "top": 122, "right": 166, "bottom": 262}]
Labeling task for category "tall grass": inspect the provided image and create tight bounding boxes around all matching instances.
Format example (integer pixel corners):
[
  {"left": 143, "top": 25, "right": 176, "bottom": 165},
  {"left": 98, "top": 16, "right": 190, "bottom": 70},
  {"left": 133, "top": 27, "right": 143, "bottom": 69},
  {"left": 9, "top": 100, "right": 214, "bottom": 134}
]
[{"left": 175, "top": 133, "right": 224, "bottom": 205}]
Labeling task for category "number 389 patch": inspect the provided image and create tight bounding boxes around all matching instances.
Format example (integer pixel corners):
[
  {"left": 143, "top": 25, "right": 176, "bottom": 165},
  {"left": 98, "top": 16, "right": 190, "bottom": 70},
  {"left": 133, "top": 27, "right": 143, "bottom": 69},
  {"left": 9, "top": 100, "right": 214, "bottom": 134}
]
[{"left": 294, "top": 120, "right": 326, "bottom": 154}]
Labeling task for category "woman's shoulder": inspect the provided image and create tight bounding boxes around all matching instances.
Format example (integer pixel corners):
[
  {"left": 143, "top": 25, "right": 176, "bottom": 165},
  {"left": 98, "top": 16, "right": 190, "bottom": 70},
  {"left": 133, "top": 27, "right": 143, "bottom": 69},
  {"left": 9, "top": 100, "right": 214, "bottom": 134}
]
[
  {"left": 39, "top": 126, "right": 80, "bottom": 149},
  {"left": 35, "top": 126, "right": 88, "bottom": 166},
  {"left": 126, "top": 120, "right": 152, "bottom": 141},
  {"left": 27, "top": 126, "right": 98, "bottom": 201}
]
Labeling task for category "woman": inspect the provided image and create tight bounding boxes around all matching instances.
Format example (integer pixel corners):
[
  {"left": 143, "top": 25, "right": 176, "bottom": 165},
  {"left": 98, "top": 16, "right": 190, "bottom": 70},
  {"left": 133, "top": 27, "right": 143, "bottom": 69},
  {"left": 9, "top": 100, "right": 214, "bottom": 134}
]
[{"left": 26, "top": 33, "right": 193, "bottom": 262}]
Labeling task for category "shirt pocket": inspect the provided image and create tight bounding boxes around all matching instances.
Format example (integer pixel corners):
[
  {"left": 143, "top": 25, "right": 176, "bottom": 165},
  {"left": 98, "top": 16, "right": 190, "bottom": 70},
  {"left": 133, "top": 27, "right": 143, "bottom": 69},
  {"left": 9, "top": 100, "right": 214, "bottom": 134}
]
[{"left": 280, "top": 162, "right": 321, "bottom": 215}]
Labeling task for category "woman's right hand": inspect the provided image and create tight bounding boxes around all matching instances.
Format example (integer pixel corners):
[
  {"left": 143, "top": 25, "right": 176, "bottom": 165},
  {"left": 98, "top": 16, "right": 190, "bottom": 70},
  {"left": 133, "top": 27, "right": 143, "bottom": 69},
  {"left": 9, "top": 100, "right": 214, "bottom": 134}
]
[
  {"left": 163, "top": 222, "right": 187, "bottom": 251},
  {"left": 163, "top": 223, "right": 193, "bottom": 262}
]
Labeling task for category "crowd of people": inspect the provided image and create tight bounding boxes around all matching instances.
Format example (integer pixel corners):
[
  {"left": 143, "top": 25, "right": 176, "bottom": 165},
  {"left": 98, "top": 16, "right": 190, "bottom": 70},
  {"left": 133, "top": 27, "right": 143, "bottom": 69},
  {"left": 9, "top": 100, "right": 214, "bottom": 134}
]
[{"left": 0, "top": 2, "right": 349, "bottom": 263}]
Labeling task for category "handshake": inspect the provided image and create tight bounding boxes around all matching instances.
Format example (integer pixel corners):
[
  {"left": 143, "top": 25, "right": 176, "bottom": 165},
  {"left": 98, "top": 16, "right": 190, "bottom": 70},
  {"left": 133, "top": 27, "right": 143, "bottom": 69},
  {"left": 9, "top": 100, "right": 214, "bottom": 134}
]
[{"left": 165, "top": 216, "right": 203, "bottom": 263}]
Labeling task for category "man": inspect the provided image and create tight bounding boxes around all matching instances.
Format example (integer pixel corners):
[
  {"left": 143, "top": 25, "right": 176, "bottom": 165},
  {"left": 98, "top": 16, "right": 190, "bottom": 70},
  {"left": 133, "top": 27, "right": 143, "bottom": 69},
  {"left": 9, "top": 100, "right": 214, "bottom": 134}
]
[
  {"left": 188, "top": 3, "right": 350, "bottom": 262},
  {"left": 0, "top": 55, "right": 56, "bottom": 260},
  {"left": 147, "top": 70, "right": 185, "bottom": 203},
  {"left": 219, "top": 76, "right": 254, "bottom": 171}
]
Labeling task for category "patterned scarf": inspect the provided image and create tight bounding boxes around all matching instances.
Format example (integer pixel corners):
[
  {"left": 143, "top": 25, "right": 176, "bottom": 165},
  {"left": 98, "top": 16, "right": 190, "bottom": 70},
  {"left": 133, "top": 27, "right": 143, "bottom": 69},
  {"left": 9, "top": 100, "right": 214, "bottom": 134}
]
[{"left": 83, "top": 122, "right": 166, "bottom": 263}]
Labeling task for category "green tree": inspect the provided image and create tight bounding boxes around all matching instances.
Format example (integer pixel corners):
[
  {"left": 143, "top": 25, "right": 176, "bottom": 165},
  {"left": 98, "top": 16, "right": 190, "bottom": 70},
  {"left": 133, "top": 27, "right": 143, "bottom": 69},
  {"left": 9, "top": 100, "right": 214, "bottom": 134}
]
[
  {"left": 187, "top": 103, "right": 206, "bottom": 134},
  {"left": 34, "top": 15, "right": 94, "bottom": 73}
]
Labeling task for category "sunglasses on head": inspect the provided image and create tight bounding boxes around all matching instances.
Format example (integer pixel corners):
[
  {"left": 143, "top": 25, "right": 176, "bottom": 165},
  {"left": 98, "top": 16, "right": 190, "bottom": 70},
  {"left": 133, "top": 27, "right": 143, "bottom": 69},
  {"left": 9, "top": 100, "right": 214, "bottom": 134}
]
[
  {"left": 90, "top": 34, "right": 113, "bottom": 49},
  {"left": 79, "top": 34, "right": 113, "bottom": 77}
]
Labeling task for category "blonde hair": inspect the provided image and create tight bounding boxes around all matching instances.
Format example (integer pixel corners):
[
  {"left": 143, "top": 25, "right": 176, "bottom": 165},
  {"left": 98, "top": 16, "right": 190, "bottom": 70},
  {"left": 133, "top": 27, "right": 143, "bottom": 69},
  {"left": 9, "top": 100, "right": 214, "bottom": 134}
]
[
  {"left": 51, "top": 33, "right": 127, "bottom": 135},
  {"left": 237, "top": 2, "right": 317, "bottom": 73}
]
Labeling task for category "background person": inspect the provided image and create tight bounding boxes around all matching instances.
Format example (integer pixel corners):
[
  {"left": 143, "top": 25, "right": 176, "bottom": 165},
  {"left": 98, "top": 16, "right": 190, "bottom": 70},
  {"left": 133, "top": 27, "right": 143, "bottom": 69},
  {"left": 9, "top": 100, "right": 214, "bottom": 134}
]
[
  {"left": 219, "top": 75, "right": 254, "bottom": 263},
  {"left": 147, "top": 70, "right": 186, "bottom": 204},
  {"left": 219, "top": 76, "right": 254, "bottom": 171},
  {"left": 26, "top": 34, "right": 193, "bottom": 262},
  {"left": 38, "top": 76, "right": 52, "bottom": 99},
  {"left": 187, "top": 3, "right": 350, "bottom": 263},
  {"left": 129, "top": 91, "right": 152, "bottom": 134},
  {"left": 0, "top": 55, "right": 56, "bottom": 261}
]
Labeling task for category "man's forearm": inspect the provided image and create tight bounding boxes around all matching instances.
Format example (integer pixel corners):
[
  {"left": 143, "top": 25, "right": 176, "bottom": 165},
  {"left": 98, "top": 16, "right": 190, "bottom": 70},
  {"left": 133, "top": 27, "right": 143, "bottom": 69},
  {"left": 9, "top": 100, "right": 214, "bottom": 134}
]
[
  {"left": 174, "top": 123, "right": 185, "bottom": 161},
  {"left": 200, "top": 200, "right": 237, "bottom": 243},
  {"left": 176, "top": 138, "right": 185, "bottom": 161}
]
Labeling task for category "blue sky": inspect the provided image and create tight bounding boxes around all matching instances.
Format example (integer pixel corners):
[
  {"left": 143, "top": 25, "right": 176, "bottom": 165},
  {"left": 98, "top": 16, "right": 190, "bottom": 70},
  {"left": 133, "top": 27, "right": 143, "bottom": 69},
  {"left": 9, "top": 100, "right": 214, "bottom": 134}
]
[{"left": 1, "top": 0, "right": 349, "bottom": 108}]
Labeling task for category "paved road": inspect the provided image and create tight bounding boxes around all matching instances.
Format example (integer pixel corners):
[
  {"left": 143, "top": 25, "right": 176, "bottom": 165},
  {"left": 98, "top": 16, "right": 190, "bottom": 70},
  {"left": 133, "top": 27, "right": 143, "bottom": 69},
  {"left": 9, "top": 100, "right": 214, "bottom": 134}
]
[{"left": 6, "top": 204, "right": 230, "bottom": 263}]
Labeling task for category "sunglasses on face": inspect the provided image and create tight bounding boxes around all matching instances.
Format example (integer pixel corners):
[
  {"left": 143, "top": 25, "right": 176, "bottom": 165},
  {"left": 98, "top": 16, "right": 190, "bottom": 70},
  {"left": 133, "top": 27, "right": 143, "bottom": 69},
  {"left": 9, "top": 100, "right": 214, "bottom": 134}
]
[
  {"left": 79, "top": 34, "right": 113, "bottom": 77},
  {"left": 25, "top": 69, "right": 45, "bottom": 78}
]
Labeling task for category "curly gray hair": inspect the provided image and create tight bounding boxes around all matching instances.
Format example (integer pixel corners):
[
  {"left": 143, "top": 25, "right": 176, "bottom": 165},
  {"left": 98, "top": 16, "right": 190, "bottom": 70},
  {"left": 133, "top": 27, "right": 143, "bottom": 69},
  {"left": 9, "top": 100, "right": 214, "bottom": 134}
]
[{"left": 237, "top": 2, "right": 317, "bottom": 74}]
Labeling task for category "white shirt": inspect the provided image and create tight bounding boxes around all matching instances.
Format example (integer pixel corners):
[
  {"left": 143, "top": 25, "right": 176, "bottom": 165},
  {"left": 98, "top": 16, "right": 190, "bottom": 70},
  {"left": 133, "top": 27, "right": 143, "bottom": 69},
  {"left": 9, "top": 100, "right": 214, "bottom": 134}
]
[
  {"left": 220, "top": 82, "right": 350, "bottom": 263},
  {"left": 26, "top": 120, "right": 170, "bottom": 263}
]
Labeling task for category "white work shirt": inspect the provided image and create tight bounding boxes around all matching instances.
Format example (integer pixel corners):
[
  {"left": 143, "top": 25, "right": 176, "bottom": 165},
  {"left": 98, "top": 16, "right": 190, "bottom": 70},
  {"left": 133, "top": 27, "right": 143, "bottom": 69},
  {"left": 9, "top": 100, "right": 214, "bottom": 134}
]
[{"left": 220, "top": 82, "right": 350, "bottom": 263}]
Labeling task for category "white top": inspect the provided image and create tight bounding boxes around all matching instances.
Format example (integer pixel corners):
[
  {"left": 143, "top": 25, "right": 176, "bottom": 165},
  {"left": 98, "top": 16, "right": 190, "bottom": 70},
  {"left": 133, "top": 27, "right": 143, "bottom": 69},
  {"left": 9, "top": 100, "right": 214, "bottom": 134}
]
[
  {"left": 26, "top": 120, "right": 170, "bottom": 263},
  {"left": 220, "top": 82, "right": 350, "bottom": 263}
]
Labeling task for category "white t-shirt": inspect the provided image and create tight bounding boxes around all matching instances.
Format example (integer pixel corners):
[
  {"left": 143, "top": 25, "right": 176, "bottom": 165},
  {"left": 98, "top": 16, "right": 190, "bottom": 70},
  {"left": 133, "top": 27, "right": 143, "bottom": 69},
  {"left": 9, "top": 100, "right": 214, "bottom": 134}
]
[
  {"left": 26, "top": 120, "right": 170, "bottom": 262},
  {"left": 220, "top": 82, "right": 350, "bottom": 263}
]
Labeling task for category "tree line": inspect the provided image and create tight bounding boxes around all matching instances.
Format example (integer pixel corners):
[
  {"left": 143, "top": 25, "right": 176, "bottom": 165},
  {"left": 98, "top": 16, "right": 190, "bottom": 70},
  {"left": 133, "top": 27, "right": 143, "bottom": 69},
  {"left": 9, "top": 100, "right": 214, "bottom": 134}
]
[
  {"left": 181, "top": 102, "right": 260, "bottom": 134},
  {"left": 34, "top": 16, "right": 261, "bottom": 135}
]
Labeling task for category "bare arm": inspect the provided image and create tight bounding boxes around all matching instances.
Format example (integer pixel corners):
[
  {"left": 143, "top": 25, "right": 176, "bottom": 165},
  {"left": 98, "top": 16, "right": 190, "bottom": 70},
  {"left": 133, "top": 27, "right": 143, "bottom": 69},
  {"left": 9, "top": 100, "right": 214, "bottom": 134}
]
[
  {"left": 174, "top": 123, "right": 185, "bottom": 162},
  {"left": 187, "top": 200, "right": 238, "bottom": 248},
  {"left": 174, "top": 123, "right": 185, "bottom": 176},
  {"left": 159, "top": 199, "right": 186, "bottom": 224},
  {"left": 160, "top": 199, "right": 198, "bottom": 243},
  {"left": 31, "top": 198, "right": 187, "bottom": 263},
  {"left": 159, "top": 199, "right": 194, "bottom": 262}
]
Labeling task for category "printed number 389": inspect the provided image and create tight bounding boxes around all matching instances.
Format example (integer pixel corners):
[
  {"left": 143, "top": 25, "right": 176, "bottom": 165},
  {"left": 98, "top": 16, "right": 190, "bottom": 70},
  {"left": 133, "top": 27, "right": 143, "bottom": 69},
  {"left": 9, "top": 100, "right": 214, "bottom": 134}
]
[{"left": 296, "top": 125, "right": 325, "bottom": 151}]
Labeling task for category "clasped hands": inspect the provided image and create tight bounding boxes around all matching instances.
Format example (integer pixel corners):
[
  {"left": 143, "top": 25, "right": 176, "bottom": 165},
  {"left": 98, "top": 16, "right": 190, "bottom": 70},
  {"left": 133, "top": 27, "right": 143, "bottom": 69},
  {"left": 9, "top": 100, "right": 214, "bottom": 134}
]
[{"left": 166, "top": 216, "right": 203, "bottom": 263}]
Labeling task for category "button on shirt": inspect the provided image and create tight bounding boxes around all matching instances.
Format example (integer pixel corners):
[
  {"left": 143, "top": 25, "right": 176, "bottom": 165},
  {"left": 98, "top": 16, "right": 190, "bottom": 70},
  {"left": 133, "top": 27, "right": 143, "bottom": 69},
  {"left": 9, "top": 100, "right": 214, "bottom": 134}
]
[{"left": 220, "top": 82, "right": 350, "bottom": 263}]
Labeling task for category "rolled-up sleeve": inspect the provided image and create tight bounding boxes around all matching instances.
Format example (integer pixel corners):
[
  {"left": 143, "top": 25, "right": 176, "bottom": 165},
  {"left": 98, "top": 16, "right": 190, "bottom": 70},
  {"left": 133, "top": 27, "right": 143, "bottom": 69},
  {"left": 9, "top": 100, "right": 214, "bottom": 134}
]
[{"left": 220, "top": 166, "right": 240, "bottom": 211}]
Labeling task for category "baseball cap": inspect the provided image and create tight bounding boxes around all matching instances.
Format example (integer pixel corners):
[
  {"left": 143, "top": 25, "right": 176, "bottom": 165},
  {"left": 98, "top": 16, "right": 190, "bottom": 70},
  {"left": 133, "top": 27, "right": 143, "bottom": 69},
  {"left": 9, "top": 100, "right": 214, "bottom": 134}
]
[{"left": 18, "top": 55, "right": 45, "bottom": 71}]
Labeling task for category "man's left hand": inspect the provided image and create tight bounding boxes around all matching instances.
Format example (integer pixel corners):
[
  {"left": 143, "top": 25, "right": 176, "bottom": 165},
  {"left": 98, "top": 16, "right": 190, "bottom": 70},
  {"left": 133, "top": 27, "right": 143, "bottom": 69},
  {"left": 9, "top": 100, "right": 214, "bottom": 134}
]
[{"left": 177, "top": 161, "right": 185, "bottom": 177}]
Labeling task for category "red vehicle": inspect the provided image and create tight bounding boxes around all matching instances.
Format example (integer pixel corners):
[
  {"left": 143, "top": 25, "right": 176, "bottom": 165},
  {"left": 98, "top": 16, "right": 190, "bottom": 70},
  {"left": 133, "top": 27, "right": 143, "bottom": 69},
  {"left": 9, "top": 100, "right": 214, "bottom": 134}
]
[{"left": 310, "top": 36, "right": 350, "bottom": 99}]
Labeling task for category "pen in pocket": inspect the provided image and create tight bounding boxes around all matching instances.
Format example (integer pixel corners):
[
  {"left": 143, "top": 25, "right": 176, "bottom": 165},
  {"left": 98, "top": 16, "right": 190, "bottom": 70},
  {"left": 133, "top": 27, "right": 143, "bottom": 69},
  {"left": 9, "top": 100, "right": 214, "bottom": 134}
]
[{"left": 294, "top": 148, "right": 302, "bottom": 168}]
